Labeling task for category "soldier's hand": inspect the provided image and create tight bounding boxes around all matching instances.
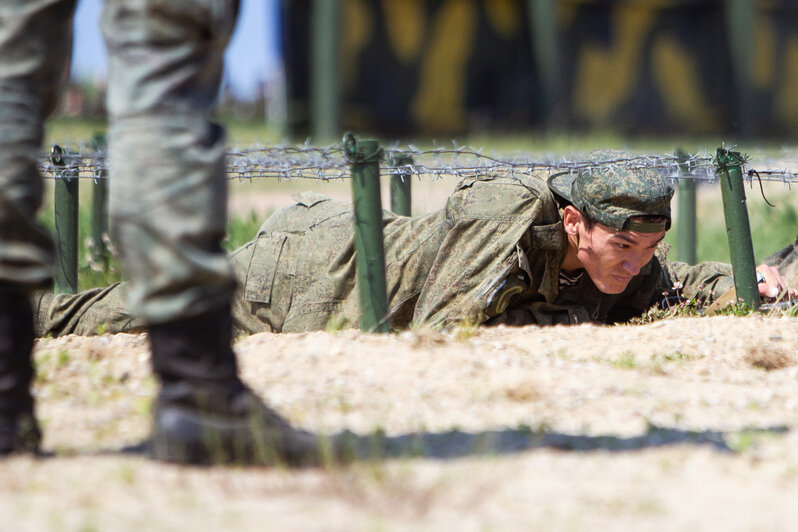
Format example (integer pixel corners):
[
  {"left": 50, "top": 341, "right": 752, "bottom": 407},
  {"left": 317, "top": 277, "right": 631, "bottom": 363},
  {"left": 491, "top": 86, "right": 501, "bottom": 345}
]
[{"left": 756, "top": 264, "right": 797, "bottom": 301}]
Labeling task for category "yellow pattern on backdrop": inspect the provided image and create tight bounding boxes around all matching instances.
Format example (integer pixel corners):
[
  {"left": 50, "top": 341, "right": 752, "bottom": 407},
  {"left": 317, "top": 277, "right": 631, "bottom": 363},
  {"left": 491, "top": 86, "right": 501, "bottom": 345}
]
[
  {"left": 381, "top": 0, "right": 425, "bottom": 64},
  {"left": 411, "top": 0, "right": 477, "bottom": 132},
  {"left": 651, "top": 36, "right": 720, "bottom": 132},
  {"left": 572, "top": 7, "right": 655, "bottom": 124}
]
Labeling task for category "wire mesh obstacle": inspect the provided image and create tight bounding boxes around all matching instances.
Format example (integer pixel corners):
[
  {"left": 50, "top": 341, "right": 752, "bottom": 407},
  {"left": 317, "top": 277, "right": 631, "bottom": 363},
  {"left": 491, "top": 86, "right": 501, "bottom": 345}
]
[{"left": 41, "top": 138, "right": 792, "bottom": 321}]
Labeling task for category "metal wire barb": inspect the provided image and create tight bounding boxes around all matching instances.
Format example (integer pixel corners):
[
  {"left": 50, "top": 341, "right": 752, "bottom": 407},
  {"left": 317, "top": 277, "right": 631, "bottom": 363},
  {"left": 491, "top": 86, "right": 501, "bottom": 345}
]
[{"left": 37, "top": 143, "right": 798, "bottom": 186}]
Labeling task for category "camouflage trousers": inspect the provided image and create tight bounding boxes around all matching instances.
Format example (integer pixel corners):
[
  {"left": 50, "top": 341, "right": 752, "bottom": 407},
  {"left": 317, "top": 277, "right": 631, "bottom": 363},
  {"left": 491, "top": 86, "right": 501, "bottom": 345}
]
[
  {"left": 0, "top": 0, "right": 238, "bottom": 323},
  {"left": 34, "top": 194, "right": 447, "bottom": 337}
]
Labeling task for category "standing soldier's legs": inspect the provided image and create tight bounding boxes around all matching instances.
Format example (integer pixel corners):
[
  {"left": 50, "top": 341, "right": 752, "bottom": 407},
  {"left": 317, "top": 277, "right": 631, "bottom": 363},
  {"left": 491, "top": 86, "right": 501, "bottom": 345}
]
[
  {"left": 0, "top": 0, "right": 76, "bottom": 455},
  {"left": 101, "top": 0, "right": 324, "bottom": 465}
]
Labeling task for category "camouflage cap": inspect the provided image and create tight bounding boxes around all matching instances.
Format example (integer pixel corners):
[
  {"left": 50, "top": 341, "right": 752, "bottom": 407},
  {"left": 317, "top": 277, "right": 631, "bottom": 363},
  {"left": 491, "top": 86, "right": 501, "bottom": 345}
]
[{"left": 547, "top": 150, "right": 674, "bottom": 233}]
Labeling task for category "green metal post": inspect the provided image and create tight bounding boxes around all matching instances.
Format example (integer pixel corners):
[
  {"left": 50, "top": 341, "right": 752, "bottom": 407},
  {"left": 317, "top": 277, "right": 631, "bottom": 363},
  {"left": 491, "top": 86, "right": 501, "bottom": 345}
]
[
  {"left": 676, "top": 150, "right": 697, "bottom": 265},
  {"left": 344, "top": 133, "right": 389, "bottom": 332},
  {"left": 390, "top": 154, "right": 413, "bottom": 216},
  {"left": 51, "top": 145, "right": 79, "bottom": 295},
  {"left": 725, "top": 0, "right": 756, "bottom": 136},
  {"left": 528, "top": 0, "right": 561, "bottom": 125},
  {"left": 91, "top": 133, "right": 108, "bottom": 270},
  {"left": 311, "top": 0, "right": 340, "bottom": 142},
  {"left": 715, "top": 147, "right": 760, "bottom": 308}
]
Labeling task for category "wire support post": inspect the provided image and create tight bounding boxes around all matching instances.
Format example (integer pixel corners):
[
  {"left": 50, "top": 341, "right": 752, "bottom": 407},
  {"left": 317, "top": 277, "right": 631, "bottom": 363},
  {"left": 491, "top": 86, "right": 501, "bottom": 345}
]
[
  {"left": 527, "top": 0, "right": 562, "bottom": 127},
  {"left": 344, "top": 133, "right": 389, "bottom": 332},
  {"left": 725, "top": 0, "right": 757, "bottom": 137},
  {"left": 51, "top": 145, "right": 79, "bottom": 295},
  {"left": 714, "top": 147, "right": 760, "bottom": 309},
  {"left": 676, "top": 149, "right": 697, "bottom": 265},
  {"left": 311, "top": 0, "right": 340, "bottom": 142},
  {"left": 389, "top": 153, "right": 413, "bottom": 216}
]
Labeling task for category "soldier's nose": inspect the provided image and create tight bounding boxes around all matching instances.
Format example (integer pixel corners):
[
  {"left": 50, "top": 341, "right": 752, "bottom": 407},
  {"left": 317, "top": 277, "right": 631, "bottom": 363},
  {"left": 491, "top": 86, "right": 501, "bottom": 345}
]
[{"left": 622, "top": 260, "right": 642, "bottom": 276}]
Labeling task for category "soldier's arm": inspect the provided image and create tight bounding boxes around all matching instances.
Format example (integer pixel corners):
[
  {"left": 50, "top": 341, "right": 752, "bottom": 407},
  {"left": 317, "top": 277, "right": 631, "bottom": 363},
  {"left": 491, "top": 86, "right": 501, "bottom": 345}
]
[
  {"left": 413, "top": 177, "right": 553, "bottom": 328},
  {"left": 659, "top": 258, "right": 796, "bottom": 307},
  {"left": 658, "top": 259, "right": 735, "bottom": 305}
]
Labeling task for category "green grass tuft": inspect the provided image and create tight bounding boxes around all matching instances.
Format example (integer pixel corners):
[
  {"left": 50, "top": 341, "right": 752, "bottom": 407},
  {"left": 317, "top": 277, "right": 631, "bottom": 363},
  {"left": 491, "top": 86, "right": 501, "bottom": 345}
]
[{"left": 612, "top": 351, "right": 637, "bottom": 369}]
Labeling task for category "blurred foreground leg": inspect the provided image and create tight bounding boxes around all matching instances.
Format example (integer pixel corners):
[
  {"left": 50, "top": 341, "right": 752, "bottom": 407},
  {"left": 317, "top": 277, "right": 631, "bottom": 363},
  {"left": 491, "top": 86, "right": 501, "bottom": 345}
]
[
  {"left": 103, "top": 1, "right": 334, "bottom": 466},
  {"left": 0, "top": 0, "right": 76, "bottom": 456},
  {"left": 0, "top": 288, "right": 41, "bottom": 455},
  {"left": 149, "top": 305, "right": 326, "bottom": 466}
]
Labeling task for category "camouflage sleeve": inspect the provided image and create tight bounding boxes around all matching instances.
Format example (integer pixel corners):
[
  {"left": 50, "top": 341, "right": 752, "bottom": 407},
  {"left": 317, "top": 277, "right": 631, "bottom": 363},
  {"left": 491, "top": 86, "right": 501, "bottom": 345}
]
[
  {"left": 657, "top": 258, "right": 735, "bottom": 305},
  {"left": 764, "top": 233, "right": 798, "bottom": 283},
  {"left": 412, "top": 177, "right": 550, "bottom": 328}
]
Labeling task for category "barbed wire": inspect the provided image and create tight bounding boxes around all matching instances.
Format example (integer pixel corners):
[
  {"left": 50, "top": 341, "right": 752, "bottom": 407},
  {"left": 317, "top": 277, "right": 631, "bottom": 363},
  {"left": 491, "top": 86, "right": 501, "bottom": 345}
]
[
  {"left": 748, "top": 170, "right": 798, "bottom": 189},
  {"left": 37, "top": 143, "right": 798, "bottom": 186}
]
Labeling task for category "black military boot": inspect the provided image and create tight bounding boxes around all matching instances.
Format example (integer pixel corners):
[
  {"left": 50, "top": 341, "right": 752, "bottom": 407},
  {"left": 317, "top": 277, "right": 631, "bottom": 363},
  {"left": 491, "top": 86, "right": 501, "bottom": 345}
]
[
  {"left": 0, "top": 288, "right": 41, "bottom": 456},
  {"left": 149, "top": 304, "right": 326, "bottom": 466}
]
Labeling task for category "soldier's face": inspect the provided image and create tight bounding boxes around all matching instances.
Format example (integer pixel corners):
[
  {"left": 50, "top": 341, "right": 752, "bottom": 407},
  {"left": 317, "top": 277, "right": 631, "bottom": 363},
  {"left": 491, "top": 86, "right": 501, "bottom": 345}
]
[{"left": 568, "top": 210, "right": 665, "bottom": 294}]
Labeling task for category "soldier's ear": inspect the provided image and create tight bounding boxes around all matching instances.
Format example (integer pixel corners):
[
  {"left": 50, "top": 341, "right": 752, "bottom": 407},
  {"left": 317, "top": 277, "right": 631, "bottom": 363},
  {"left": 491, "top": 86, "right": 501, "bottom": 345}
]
[{"left": 563, "top": 205, "right": 582, "bottom": 236}]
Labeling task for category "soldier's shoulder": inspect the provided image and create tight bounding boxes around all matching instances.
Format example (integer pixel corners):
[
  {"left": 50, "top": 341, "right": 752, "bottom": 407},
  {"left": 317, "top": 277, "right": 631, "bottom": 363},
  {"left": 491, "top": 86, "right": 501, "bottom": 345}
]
[
  {"left": 449, "top": 172, "right": 557, "bottom": 220},
  {"left": 453, "top": 171, "right": 555, "bottom": 202}
]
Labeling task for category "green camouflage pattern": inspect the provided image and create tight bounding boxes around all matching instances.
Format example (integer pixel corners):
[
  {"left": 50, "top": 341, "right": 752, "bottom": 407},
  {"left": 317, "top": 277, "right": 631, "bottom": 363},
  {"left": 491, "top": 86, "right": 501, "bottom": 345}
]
[
  {"left": 228, "top": 191, "right": 445, "bottom": 333},
  {"left": 35, "top": 172, "right": 743, "bottom": 336},
  {"left": 765, "top": 234, "right": 798, "bottom": 285},
  {"left": 103, "top": 0, "right": 239, "bottom": 323},
  {"left": 34, "top": 283, "right": 144, "bottom": 337},
  {"left": 0, "top": 0, "right": 75, "bottom": 290},
  {"left": 548, "top": 150, "right": 674, "bottom": 232},
  {"left": 1, "top": 0, "right": 238, "bottom": 323}
]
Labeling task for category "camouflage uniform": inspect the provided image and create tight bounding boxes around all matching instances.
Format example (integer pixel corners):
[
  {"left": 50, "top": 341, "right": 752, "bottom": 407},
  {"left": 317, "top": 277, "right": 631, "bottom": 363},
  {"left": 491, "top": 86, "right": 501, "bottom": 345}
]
[
  {"left": 1, "top": 1, "right": 82, "bottom": 453},
  {"left": 765, "top": 234, "right": 798, "bottom": 284},
  {"left": 3, "top": 1, "right": 331, "bottom": 465},
  {"left": 0, "top": 0, "right": 71, "bottom": 290},
  {"left": 1, "top": 0, "right": 236, "bottom": 321},
  {"left": 103, "top": 0, "right": 238, "bottom": 323},
  {"left": 35, "top": 172, "right": 739, "bottom": 336}
]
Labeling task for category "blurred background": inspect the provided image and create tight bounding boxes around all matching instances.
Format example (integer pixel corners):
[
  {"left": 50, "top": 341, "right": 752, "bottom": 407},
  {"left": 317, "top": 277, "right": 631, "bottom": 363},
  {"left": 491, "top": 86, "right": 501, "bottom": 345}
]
[{"left": 63, "top": 0, "right": 798, "bottom": 142}]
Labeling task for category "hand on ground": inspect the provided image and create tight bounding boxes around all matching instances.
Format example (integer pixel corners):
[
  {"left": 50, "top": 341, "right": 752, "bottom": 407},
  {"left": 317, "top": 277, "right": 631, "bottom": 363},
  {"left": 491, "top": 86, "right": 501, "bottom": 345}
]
[{"left": 756, "top": 264, "right": 798, "bottom": 301}]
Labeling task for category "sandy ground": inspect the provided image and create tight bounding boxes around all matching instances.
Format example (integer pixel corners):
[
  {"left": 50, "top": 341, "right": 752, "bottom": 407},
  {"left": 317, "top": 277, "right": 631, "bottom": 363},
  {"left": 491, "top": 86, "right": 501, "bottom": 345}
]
[
  {"left": 1, "top": 315, "right": 797, "bottom": 531},
  {"left": 12, "top": 152, "right": 798, "bottom": 530}
]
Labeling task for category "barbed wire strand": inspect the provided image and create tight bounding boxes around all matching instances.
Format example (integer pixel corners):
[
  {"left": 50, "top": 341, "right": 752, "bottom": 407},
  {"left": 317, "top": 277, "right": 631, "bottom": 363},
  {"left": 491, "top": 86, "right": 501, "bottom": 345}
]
[{"left": 37, "top": 144, "right": 798, "bottom": 186}]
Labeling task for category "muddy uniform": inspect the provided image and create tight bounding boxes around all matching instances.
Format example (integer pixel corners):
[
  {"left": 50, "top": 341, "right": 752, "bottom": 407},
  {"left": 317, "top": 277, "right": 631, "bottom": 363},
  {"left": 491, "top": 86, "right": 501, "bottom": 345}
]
[{"left": 34, "top": 172, "right": 740, "bottom": 336}]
